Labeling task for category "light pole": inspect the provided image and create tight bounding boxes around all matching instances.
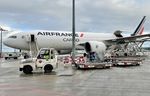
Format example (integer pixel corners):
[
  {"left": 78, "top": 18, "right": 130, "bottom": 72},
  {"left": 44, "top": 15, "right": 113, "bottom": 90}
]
[
  {"left": 0, "top": 27, "right": 6, "bottom": 58},
  {"left": 0, "top": 28, "right": 2, "bottom": 58},
  {"left": 72, "top": 0, "right": 76, "bottom": 64}
]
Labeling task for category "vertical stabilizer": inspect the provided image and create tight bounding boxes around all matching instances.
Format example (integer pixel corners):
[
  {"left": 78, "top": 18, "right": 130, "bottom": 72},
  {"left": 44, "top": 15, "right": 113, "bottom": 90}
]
[{"left": 131, "top": 16, "right": 146, "bottom": 36}]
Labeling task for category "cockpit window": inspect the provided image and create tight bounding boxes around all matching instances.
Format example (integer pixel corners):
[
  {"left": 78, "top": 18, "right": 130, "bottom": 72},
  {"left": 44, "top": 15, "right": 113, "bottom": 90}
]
[{"left": 8, "top": 36, "right": 17, "bottom": 38}]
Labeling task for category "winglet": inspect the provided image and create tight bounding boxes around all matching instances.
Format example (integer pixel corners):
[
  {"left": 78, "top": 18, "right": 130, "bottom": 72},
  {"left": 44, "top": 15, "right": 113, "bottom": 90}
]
[{"left": 131, "top": 16, "right": 146, "bottom": 36}]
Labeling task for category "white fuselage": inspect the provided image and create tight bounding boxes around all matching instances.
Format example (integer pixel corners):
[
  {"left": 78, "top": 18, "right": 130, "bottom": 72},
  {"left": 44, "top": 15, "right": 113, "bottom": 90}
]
[{"left": 3, "top": 31, "right": 116, "bottom": 51}]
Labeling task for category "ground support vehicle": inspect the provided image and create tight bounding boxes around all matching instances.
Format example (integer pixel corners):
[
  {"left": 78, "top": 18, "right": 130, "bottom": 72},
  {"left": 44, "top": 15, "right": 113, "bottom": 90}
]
[
  {"left": 19, "top": 48, "right": 57, "bottom": 74},
  {"left": 4, "top": 52, "right": 20, "bottom": 60},
  {"left": 103, "top": 39, "right": 146, "bottom": 66},
  {"left": 110, "top": 56, "right": 143, "bottom": 66}
]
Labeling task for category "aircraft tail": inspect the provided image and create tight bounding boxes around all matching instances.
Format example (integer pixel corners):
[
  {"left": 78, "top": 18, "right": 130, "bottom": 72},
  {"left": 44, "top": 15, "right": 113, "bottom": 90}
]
[{"left": 131, "top": 16, "right": 146, "bottom": 36}]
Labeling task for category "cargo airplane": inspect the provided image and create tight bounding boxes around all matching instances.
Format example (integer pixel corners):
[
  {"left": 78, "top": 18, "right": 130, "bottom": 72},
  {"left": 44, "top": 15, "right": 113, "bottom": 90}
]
[{"left": 3, "top": 16, "right": 150, "bottom": 56}]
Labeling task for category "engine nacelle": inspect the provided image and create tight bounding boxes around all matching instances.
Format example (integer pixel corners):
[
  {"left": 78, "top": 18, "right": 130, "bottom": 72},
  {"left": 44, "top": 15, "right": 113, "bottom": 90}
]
[{"left": 85, "top": 41, "right": 106, "bottom": 61}]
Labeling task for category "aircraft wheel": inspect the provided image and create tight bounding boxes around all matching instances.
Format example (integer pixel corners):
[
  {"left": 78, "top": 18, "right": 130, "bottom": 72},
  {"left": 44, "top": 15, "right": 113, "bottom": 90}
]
[
  {"left": 77, "top": 65, "right": 81, "bottom": 69},
  {"left": 23, "top": 65, "right": 33, "bottom": 74},
  {"left": 44, "top": 64, "right": 53, "bottom": 73}
]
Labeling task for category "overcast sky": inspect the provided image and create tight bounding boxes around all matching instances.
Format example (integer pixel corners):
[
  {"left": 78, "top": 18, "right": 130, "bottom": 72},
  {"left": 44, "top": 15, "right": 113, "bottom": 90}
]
[
  {"left": 1, "top": 0, "right": 150, "bottom": 51},
  {"left": 0, "top": 0, "right": 150, "bottom": 33}
]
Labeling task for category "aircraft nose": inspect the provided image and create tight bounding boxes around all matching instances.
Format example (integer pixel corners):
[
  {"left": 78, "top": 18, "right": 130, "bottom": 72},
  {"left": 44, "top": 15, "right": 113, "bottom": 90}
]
[
  {"left": 3, "top": 36, "right": 18, "bottom": 48},
  {"left": 3, "top": 37, "right": 10, "bottom": 46}
]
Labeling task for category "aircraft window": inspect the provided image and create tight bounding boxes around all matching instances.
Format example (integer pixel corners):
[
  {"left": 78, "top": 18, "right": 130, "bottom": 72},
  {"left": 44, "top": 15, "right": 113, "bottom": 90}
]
[
  {"left": 51, "top": 51, "right": 53, "bottom": 54},
  {"left": 37, "top": 49, "right": 50, "bottom": 59},
  {"left": 8, "top": 36, "right": 17, "bottom": 38}
]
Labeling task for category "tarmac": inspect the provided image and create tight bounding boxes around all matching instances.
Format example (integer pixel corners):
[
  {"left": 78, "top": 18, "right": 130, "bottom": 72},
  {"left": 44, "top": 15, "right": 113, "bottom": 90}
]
[{"left": 0, "top": 56, "right": 150, "bottom": 96}]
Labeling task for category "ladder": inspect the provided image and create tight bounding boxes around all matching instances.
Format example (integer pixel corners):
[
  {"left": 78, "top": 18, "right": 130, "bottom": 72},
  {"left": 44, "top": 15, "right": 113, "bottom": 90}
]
[{"left": 26, "top": 34, "right": 39, "bottom": 58}]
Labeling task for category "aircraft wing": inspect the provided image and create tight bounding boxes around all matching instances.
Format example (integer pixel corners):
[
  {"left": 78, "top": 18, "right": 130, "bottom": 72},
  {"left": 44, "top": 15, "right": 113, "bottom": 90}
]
[{"left": 104, "top": 34, "right": 150, "bottom": 45}]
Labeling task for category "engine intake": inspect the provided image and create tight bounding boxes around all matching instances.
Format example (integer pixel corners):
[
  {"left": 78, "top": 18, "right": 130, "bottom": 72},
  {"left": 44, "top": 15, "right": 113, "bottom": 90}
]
[
  {"left": 85, "top": 42, "right": 91, "bottom": 52},
  {"left": 84, "top": 41, "right": 106, "bottom": 61}
]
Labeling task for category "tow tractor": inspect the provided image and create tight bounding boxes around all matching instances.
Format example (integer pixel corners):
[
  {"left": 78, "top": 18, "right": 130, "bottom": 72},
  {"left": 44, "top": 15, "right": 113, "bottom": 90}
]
[{"left": 19, "top": 48, "right": 58, "bottom": 74}]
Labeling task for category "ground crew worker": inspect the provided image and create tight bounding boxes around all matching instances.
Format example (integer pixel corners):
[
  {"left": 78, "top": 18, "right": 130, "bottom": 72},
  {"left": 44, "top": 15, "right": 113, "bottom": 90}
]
[
  {"left": 44, "top": 50, "right": 50, "bottom": 61},
  {"left": 89, "top": 52, "right": 95, "bottom": 62}
]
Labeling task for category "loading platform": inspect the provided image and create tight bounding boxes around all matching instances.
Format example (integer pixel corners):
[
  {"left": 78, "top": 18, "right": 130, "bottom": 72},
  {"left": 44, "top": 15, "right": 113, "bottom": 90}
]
[{"left": 109, "top": 56, "right": 144, "bottom": 66}]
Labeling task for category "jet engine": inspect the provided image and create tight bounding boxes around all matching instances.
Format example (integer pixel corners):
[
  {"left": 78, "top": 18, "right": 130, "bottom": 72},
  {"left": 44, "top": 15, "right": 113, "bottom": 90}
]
[{"left": 84, "top": 41, "right": 106, "bottom": 61}]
